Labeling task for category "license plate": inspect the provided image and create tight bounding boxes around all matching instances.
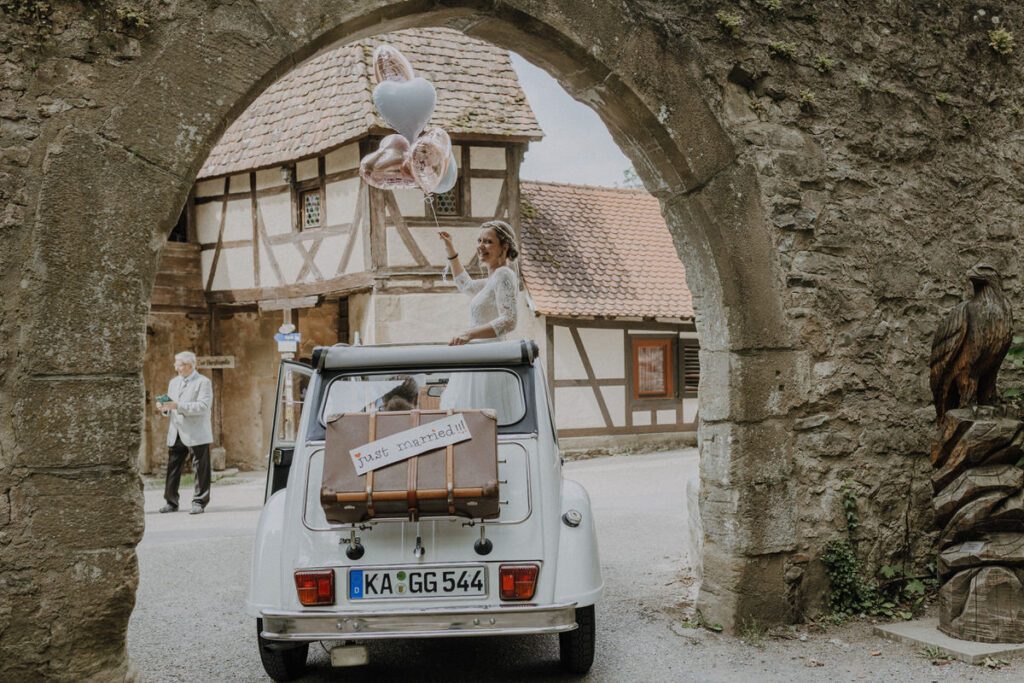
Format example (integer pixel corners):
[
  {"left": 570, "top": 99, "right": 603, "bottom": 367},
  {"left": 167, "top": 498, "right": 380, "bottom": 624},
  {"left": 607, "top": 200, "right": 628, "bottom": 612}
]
[{"left": 348, "top": 566, "right": 486, "bottom": 600}]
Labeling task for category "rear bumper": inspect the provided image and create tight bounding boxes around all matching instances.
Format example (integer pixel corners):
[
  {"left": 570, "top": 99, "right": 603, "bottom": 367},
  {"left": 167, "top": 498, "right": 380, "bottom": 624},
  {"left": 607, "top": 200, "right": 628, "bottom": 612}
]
[{"left": 260, "top": 602, "right": 577, "bottom": 641}]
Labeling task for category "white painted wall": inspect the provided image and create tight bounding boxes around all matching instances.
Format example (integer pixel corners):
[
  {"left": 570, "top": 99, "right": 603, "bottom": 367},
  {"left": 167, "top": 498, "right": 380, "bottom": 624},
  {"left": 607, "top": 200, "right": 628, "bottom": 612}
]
[
  {"left": 471, "top": 178, "right": 503, "bottom": 216},
  {"left": 470, "top": 146, "right": 505, "bottom": 170},
  {"left": 195, "top": 202, "right": 222, "bottom": 243},
  {"left": 195, "top": 178, "right": 223, "bottom": 197},
  {"left": 229, "top": 173, "right": 250, "bottom": 193},
  {"left": 325, "top": 143, "right": 359, "bottom": 173},
  {"left": 260, "top": 192, "right": 292, "bottom": 236},
  {"left": 296, "top": 158, "right": 318, "bottom": 181},
  {"left": 222, "top": 198, "right": 251, "bottom": 242},
  {"left": 325, "top": 177, "right": 360, "bottom": 226}
]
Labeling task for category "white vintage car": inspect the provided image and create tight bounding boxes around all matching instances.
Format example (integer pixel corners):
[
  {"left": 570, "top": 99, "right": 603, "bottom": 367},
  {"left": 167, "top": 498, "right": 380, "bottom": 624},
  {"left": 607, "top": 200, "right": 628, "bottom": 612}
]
[{"left": 248, "top": 340, "right": 602, "bottom": 680}]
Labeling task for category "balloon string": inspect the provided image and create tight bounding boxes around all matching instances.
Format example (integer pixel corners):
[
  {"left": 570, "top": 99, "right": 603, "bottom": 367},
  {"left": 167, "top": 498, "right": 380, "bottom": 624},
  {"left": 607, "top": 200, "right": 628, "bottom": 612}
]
[{"left": 427, "top": 194, "right": 451, "bottom": 284}]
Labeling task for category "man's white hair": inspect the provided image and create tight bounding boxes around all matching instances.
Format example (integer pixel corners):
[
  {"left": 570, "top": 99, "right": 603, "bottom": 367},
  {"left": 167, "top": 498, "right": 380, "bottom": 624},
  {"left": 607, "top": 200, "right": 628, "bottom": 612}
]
[{"left": 175, "top": 351, "right": 197, "bottom": 366}]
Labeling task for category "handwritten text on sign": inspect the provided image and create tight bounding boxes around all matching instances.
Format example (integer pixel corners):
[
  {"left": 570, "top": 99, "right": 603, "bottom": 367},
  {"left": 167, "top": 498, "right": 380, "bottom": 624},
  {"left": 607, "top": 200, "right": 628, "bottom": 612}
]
[{"left": 350, "top": 414, "right": 472, "bottom": 476}]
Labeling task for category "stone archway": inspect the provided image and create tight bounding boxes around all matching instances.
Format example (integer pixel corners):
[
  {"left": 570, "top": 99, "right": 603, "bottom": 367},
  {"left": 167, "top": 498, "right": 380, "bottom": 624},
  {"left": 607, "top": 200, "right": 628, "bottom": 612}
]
[{"left": 1, "top": 1, "right": 802, "bottom": 679}]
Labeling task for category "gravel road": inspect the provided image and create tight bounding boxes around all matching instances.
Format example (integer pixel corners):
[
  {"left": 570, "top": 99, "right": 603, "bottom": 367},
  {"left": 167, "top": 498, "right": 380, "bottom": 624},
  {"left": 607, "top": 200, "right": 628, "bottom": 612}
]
[{"left": 128, "top": 450, "right": 1020, "bottom": 682}]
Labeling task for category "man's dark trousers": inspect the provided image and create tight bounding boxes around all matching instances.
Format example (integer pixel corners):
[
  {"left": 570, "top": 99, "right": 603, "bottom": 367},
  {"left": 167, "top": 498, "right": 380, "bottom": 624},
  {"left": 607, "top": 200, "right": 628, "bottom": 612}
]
[{"left": 164, "top": 436, "right": 212, "bottom": 509}]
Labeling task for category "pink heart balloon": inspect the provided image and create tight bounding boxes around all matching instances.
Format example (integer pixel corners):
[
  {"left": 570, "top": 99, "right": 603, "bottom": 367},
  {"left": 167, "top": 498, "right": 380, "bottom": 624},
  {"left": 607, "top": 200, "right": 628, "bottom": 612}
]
[
  {"left": 373, "top": 44, "right": 415, "bottom": 83},
  {"left": 359, "top": 134, "right": 418, "bottom": 190},
  {"left": 408, "top": 128, "right": 452, "bottom": 194}
]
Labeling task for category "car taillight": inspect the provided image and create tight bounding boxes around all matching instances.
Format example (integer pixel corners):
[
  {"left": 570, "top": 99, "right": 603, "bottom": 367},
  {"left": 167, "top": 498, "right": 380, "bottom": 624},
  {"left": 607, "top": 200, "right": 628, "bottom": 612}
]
[
  {"left": 294, "top": 569, "right": 335, "bottom": 606},
  {"left": 499, "top": 564, "right": 539, "bottom": 601}
]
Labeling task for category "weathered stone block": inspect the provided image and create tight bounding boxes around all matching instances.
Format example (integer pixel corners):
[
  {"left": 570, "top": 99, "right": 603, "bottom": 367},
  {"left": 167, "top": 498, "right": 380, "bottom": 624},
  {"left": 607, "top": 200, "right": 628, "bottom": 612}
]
[
  {"left": 11, "top": 377, "right": 142, "bottom": 469},
  {"left": 940, "top": 567, "right": 1024, "bottom": 643},
  {"left": 24, "top": 129, "right": 186, "bottom": 375},
  {"left": 12, "top": 471, "right": 144, "bottom": 551}
]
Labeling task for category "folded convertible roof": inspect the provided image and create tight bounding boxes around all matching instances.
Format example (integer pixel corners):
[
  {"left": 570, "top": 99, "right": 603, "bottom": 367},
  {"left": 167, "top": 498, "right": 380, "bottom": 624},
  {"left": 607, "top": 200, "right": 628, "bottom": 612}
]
[{"left": 315, "top": 340, "right": 539, "bottom": 371}]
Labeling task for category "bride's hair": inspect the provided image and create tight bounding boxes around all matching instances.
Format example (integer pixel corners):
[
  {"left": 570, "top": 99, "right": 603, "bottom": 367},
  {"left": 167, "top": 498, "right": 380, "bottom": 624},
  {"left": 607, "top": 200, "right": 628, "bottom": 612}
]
[{"left": 481, "top": 220, "right": 519, "bottom": 260}]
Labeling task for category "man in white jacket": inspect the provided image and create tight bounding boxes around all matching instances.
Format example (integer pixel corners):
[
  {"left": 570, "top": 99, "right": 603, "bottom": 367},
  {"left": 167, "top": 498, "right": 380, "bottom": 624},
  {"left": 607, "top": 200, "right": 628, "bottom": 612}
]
[{"left": 158, "top": 351, "right": 214, "bottom": 514}]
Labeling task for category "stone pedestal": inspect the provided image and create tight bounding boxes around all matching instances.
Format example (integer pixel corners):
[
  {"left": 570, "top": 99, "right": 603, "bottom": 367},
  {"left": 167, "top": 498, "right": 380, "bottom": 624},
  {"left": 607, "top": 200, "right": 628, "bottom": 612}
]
[
  {"left": 211, "top": 446, "right": 227, "bottom": 472},
  {"left": 932, "top": 407, "right": 1024, "bottom": 643}
]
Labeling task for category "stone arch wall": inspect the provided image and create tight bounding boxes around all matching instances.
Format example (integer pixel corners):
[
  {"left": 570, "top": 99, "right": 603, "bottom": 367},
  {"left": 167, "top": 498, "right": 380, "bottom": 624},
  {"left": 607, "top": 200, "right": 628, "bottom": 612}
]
[{"left": 6, "top": 0, "right": 1024, "bottom": 679}]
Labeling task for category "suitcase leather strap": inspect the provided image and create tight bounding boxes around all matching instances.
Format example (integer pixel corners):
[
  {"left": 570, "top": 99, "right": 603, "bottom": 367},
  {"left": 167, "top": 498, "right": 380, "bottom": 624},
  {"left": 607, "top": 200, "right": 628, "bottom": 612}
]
[
  {"left": 366, "top": 413, "right": 376, "bottom": 518},
  {"left": 406, "top": 410, "right": 420, "bottom": 518},
  {"left": 445, "top": 409, "right": 455, "bottom": 515}
]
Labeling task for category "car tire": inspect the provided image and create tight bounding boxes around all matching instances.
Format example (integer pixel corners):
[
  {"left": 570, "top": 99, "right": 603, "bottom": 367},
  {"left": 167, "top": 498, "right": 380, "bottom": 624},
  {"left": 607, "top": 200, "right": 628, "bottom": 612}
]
[
  {"left": 257, "top": 619, "right": 309, "bottom": 681},
  {"left": 559, "top": 604, "right": 595, "bottom": 674}
]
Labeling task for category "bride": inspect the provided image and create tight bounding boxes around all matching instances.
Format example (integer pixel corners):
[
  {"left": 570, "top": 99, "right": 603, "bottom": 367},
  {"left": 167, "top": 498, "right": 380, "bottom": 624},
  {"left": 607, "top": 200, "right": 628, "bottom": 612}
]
[{"left": 437, "top": 220, "right": 522, "bottom": 420}]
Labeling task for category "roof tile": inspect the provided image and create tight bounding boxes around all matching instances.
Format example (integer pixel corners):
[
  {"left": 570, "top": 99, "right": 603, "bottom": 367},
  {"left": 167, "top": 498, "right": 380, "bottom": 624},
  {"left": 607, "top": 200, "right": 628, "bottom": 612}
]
[
  {"left": 199, "top": 28, "right": 542, "bottom": 179},
  {"left": 520, "top": 182, "right": 694, "bottom": 320}
]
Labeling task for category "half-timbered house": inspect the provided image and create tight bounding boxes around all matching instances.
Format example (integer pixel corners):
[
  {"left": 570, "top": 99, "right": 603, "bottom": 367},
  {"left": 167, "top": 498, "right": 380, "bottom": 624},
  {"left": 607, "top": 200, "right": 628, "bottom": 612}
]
[
  {"left": 517, "top": 182, "right": 699, "bottom": 452},
  {"left": 142, "top": 28, "right": 542, "bottom": 472}
]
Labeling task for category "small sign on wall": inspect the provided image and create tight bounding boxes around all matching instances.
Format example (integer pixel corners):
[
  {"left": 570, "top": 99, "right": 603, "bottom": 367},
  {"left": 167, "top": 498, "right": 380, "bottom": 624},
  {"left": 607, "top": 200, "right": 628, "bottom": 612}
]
[{"left": 197, "top": 355, "right": 236, "bottom": 369}]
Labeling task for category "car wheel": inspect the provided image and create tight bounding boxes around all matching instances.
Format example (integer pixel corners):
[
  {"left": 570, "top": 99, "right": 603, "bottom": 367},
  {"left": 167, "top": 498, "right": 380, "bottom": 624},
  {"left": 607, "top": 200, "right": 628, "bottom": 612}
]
[
  {"left": 257, "top": 619, "right": 309, "bottom": 681},
  {"left": 558, "top": 604, "right": 595, "bottom": 675}
]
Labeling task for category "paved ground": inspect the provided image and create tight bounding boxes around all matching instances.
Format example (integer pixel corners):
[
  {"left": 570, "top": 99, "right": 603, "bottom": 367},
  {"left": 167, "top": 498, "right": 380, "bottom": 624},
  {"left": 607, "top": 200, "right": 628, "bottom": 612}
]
[{"left": 128, "top": 450, "right": 1020, "bottom": 681}]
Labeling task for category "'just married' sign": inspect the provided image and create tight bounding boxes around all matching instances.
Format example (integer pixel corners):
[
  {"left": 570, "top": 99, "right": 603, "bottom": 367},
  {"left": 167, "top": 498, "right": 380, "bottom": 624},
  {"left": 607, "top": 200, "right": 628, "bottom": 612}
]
[{"left": 350, "top": 414, "right": 472, "bottom": 476}]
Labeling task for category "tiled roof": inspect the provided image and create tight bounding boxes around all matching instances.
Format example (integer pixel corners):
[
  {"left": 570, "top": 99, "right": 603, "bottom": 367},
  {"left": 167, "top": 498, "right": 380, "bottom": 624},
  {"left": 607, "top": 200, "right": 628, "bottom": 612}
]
[
  {"left": 519, "top": 182, "right": 694, "bottom": 320},
  {"left": 199, "top": 28, "right": 542, "bottom": 179}
]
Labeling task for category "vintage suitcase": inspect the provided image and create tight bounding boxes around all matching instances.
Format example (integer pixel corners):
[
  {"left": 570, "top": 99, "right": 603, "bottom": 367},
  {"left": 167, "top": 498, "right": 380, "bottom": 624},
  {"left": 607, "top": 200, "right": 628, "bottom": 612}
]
[{"left": 320, "top": 409, "right": 500, "bottom": 524}]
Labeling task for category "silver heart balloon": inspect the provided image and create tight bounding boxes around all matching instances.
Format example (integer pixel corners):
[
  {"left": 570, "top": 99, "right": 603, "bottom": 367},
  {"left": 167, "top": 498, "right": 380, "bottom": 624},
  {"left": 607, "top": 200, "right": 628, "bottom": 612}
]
[
  {"left": 433, "top": 151, "right": 458, "bottom": 195},
  {"left": 373, "top": 78, "right": 437, "bottom": 143}
]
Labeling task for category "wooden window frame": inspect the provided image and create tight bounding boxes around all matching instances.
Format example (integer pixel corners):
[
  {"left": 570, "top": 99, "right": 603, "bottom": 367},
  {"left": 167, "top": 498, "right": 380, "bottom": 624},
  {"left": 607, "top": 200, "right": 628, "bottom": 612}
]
[
  {"left": 629, "top": 335, "right": 677, "bottom": 403},
  {"left": 292, "top": 157, "right": 327, "bottom": 232}
]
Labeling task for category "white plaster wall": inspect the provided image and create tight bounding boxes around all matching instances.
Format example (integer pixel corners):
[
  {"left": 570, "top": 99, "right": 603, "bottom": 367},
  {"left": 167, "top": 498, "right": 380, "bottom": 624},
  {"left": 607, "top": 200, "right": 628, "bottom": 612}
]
[
  {"left": 577, "top": 327, "right": 624, "bottom": 379},
  {"left": 195, "top": 202, "right": 222, "bottom": 244},
  {"left": 632, "top": 411, "right": 651, "bottom": 426},
  {"left": 325, "top": 178, "right": 359, "bottom": 226},
  {"left": 195, "top": 178, "right": 223, "bottom": 197},
  {"left": 271, "top": 243, "right": 304, "bottom": 283},
  {"left": 552, "top": 325, "right": 586, "bottom": 380},
  {"left": 386, "top": 226, "right": 417, "bottom": 267},
  {"left": 258, "top": 241, "right": 282, "bottom": 288},
  {"left": 470, "top": 146, "right": 505, "bottom": 170},
  {"left": 296, "top": 158, "right": 318, "bottom": 181},
  {"left": 372, "top": 291, "right": 472, "bottom": 344},
  {"left": 657, "top": 409, "right": 677, "bottom": 425},
  {"left": 394, "top": 188, "right": 426, "bottom": 217},
  {"left": 222, "top": 198, "right": 251, "bottom": 241},
  {"left": 229, "top": 173, "right": 251, "bottom": 193},
  {"left": 471, "top": 178, "right": 503, "bottom": 216},
  {"left": 554, "top": 387, "right": 604, "bottom": 429},
  {"left": 683, "top": 397, "right": 699, "bottom": 423},
  {"left": 211, "top": 246, "right": 254, "bottom": 290},
  {"left": 347, "top": 291, "right": 375, "bottom": 345},
  {"left": 255, "top": 169, "right": 286, "bottom": 191},
  {"left": 346, "top": 230, "right": 365, "bottom": 273},
  {"left": 325, "top": 143, "right": 360, "bottom": 173},
  {"left": 260, "top": 193, "right": 292, "bottom": 236},
  {"left": 601, "top": 386, "right": 626, "bottom": 427},
  {"left": 313, "top": 234, "right": 347, "bottom": 278}
]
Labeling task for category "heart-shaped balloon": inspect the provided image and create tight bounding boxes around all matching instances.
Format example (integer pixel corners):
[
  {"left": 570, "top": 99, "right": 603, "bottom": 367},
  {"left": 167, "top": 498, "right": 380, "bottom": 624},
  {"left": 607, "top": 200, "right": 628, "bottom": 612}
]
[
  {"left": 359, "top": 134, "right": 418, "bottom": 190},
  {"left": 373, "top": 78, "right": 436, "bottom": 143},
  {"left": 373, "top": 44, "right": 415, "bottom": 83},
  {"left": 409, "top": 128, "right": 452, "bottom": 194},
  {"left": 432, "top": 151, "right": 459, "bottom": 195}
]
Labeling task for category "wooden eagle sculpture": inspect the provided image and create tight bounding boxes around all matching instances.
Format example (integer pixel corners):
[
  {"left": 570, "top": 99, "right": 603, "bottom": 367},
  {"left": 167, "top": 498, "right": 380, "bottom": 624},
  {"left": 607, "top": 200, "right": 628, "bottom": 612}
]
[{"left": 930, "top": 263, "right": 1013, "bottom": 421}]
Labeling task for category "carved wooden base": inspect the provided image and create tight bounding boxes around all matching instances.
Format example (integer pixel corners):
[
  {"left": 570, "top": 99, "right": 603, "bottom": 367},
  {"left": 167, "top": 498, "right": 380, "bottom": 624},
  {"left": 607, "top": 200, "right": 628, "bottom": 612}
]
[{"left": 932, "top": 407, "right": 1024, "bottom": 643}]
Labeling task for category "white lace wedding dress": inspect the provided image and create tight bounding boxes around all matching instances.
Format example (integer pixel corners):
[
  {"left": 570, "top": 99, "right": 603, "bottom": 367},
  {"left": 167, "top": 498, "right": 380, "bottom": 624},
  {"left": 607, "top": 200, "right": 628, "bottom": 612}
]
[{"left": 440, "top": 266, "right": 522, "bottom": 422}]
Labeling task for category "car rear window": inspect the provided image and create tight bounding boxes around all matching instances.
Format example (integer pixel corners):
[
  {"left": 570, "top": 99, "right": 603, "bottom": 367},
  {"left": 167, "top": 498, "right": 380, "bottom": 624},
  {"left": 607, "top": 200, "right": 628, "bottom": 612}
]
[{"left": 320, "top": 369, "right": 527, "bottom": 427}]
